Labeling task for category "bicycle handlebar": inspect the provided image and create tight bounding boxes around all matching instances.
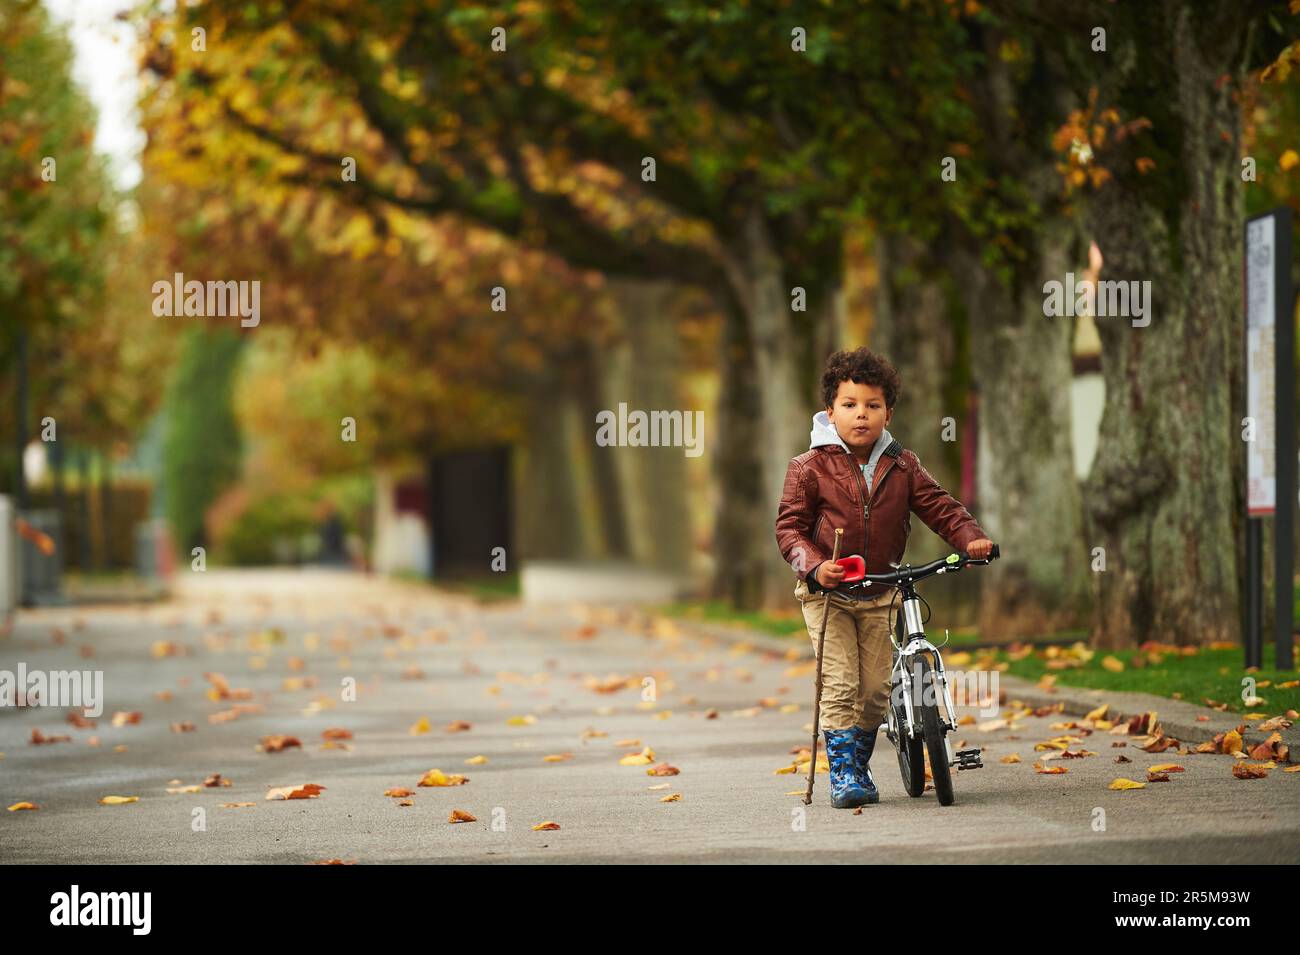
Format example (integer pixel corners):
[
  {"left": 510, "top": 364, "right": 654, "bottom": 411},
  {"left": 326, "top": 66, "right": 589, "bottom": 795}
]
[{"left": 839, "top": 543, "right": 999, "bottom": 592}]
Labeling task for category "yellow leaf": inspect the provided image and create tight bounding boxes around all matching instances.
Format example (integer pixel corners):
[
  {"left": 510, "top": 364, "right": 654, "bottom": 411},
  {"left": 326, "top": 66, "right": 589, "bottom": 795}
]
[
  {"left": 1101, "top": 655, "right": 1125, "bottom": 673},
  {"left": 409, "top": 716, "right": 431, "bottom": 735},
  {"left": 507, "top": 714, "right": 537, "bottom": 726},
  {"left": 619, "top": 746, "right": 655, "bottom": 766},
  {"left": 1000, "top": 754, "right": 1021, "bottom": 764},
  {"left": 98, "top": 795, "right": 139, "bottom": 805},
  {"left": 1222, "top": 730, "right": 1243, "bottom": 755},
  {"left": 659, "top": 793, "right": 682, "bottom": 802},
  {"left": 1085, "top": 703, "right": 1110, "bottom": 721},
  {"left": 1149, "top": 763, "right": 1185, "bottom": 774},
  {"left": 7, "top": 801, "right": 38, "bottom": 811},
  {"left": 532, "top": 820, "right": 561, "bottom": 831},
  {"left": 1281, "top": 149, "right": 1300, "bottom": 171},
  {"left": 1109, "top": 778, "right": 1146, "bottom": 790},
  {"left": 465, "top": 755, "right": 488, "bottom": 765},
  {"left": 419, "top": 768, "right": 469, "bottom": 787}
]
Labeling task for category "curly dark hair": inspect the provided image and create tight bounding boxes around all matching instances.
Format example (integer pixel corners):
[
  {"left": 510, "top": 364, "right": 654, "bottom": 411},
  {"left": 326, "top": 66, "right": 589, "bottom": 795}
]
[{"left": 820, "top": 347, "right": 901, "bottom": 409}]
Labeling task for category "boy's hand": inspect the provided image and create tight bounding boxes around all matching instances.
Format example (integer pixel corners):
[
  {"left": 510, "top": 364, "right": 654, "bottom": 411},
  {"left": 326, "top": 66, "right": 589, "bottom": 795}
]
[
  {"left": 966, "top": 538, "right": 994, "bottom": 559},
  {"left": 814, "top": 560, "right": 846, "bottom": 589}
]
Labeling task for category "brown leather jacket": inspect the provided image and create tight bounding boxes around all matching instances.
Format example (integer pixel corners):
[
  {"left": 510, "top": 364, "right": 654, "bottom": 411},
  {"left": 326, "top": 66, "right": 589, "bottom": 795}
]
[{"left": 774, "top": 437, "right": 988, "bottom": 599}]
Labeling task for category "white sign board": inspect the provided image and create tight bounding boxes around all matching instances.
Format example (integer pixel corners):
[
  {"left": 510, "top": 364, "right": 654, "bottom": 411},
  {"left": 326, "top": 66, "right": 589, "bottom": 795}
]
[{"left": 1246, "top": 214, "right": 1276, "bottom": 515}]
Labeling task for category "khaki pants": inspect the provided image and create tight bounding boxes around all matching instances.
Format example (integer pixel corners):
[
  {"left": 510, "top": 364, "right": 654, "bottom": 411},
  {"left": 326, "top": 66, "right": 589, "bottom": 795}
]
[{"left": 795, "top": 578, "right": 895, "bottom": 733}]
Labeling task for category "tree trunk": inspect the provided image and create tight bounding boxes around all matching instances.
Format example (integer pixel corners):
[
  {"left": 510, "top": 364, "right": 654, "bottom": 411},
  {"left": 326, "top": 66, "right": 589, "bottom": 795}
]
[
  {"left": 957, "top": 230, "right": 1092, "bottom": 640},
  {"left": 719, "top": 205, "right": 817, "bottom": 607},
  {"left": 1079, "top": 5, "right": 1253, "bottom": 647},
  {"left": 517, "top": 384, "right": 585, "bottom": 562},
  {"left": 603, "top": 279, "right": 691, "bottom": 571},
  {"left": 573, "top": 340, "right": 630, "bottom": 560},
  {"left": 710, "top": 289, "right": 768, "bottom": 608}
]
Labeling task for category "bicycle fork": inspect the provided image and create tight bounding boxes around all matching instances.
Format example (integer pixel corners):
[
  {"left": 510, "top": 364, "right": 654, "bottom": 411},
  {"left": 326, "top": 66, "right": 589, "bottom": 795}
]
[{"left": 893, "top": 596, "right": 983, "bottom": 771}]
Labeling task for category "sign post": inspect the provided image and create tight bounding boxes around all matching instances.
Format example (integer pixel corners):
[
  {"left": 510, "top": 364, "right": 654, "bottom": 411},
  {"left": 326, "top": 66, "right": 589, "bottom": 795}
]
[{"left": 1244, "top": 207, "right": 1295, "bottom": 671}]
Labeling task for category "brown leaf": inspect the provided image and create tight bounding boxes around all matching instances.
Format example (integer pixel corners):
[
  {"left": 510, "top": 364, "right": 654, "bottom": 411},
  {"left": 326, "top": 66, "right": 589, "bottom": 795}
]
[
  {"left": 384, "top": 787, "right": 414, "bottom": 798},
  {"left": 448, "top": 809, "right": 477, "bottom": 823},
  {"left": 30, "top": 728, "right": 72, "bottom": 745},
  {"left": 1232, "top": 763, "right": 1268, "bottom": 780},
  {"left": 266, "top": 783, "right": 325, "bottom": 800},
  {"left": 531, "top": 820, "right": 561, "bottom": 830},
  {"left": 321, "top": 728, "right": 353, "bottom": 740},
  {"left": 259, "top": 735, "right": 302, "bottom": 753},
  {"left": 646, "top": 762, "right": 680, "bottom": 776}
]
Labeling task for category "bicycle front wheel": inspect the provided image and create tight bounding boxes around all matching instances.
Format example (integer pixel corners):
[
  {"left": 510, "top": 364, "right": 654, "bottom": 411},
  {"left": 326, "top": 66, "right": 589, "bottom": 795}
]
[{"left": 918, "top": 657, "right": 955, "bottom": 806}]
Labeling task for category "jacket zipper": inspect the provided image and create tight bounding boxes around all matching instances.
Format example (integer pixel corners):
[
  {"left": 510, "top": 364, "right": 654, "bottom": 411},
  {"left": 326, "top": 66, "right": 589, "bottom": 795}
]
[
  {"left": 848, "top": 448, "right": 896, "bottom": 573},
  {"left": 846, "top": 449, "right": 870, "bottom": 558}
]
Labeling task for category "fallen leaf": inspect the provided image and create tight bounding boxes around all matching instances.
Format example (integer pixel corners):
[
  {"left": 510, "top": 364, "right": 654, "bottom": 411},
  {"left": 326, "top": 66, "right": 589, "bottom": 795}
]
[
  {"left": 321, "top": 728, "right": 353, "bottom": 740},
  {"left": 418, "top": 768, "right": 469, "bottom": 787},
  {"left": 7, "top": 802, "right": 38, "bottom": 811},
  {"left": 1232, "top": 763, "right": 1268, "bottom": 780},
  {"left": 1148, "top": 763, "right": 1185, "bottom": 774},
  {"left": 659, "top": 793, "right": 682, "bottom": 802},
  {"left": 266, "top": 783, "right": 325, "bottom": 800},
  {"left": 384, "top": 788, "right": 415, "bottom": 798},
  {"left": 30, "top": 728, "right": 71, "bottom": 745},
  {"left": 465, "top": 755, "right": 488, "bottom": 765},
  {"left": 619, "top": 746, "right": 655, "bottom": 766},
  {"left": 259, "top": 735, "right": 302, "bottom": 753},
  {"left": 445, "top": 720, "right": 472, "bottom": 733},
  {"left": 409, "top": 717, "right": 431, "bottom": 735},
  {"left": 647, "top": 762, "right": 680, "bottom": 776},
  {"left": 449, "top": 809, "right": 477, "bottom": 823},
  {"left": 532, "top": 820, "right": 561, "bottom": 830},
  {"left": 98, "top": 795, "right": 139, "bottom": 805},
  {"left": 1109, "top": 778, "right": 1146, "bottom": 790}
]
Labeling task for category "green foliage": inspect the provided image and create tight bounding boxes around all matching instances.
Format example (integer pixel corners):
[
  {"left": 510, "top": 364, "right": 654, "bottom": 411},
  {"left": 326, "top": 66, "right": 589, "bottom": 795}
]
[
  {"left": 216, "top": 491, "right": 315, "bottom": 565},
  {"left": 161, "top": 327, "right": 246, "bottom": 554}
]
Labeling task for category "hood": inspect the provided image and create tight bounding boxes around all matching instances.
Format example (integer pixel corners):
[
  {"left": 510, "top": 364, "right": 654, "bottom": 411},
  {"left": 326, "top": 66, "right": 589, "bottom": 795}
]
[{"left": 810, "top": 410, "right": 894, "bottom": 470}]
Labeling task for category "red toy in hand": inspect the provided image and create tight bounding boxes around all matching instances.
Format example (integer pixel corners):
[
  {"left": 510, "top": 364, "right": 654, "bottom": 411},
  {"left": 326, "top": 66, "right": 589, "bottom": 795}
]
[{"left": 835, "top": 554, "right": 866, "bottom": 583}]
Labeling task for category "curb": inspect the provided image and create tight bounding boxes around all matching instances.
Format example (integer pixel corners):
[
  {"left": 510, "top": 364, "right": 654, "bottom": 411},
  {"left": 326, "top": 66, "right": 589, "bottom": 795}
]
[{"left": 678, "top": 617, "right": 1297, "bottom": 758}]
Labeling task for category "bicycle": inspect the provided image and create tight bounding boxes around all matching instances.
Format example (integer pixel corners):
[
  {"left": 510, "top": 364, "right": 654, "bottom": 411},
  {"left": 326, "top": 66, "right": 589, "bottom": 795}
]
[{"left": 835, "top": 544, "right": 1000, "bottom": 806}]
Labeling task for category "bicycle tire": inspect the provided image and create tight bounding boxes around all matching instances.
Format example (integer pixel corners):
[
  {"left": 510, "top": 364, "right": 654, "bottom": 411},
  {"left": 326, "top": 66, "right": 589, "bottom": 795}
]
[
  {"left": 918, "top": 657, "right": 955, "bottom": 806},
  {"left": 893, "top": 662, "right": 925, "bottom": 797}
]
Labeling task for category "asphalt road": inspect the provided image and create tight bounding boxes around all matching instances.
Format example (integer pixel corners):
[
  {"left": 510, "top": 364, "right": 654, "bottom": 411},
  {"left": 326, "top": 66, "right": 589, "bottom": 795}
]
[{"left": 2, "top": 570, "right": 1297, "bottom": 864}]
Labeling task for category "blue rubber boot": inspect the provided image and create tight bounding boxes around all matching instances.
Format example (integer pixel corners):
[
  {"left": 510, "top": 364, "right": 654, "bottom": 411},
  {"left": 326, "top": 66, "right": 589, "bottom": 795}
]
[
  {"left": 850, "top": 726, "right": 881, "bottom": 804},
  {"left": 823, "top": 729, "right": 870, "bottom": 808}
]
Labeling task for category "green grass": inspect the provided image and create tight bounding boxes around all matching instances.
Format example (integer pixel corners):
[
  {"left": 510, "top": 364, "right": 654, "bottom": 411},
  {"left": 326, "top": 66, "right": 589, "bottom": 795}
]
[
  {"left": 970, "top": 642, "right": 1300, "bottom": 717},
  {"left": 421, "top": 571, "right": 520, "bottom": 603},
  {"left": 655, "top": 600, "right": 807, "bottom": 637}
]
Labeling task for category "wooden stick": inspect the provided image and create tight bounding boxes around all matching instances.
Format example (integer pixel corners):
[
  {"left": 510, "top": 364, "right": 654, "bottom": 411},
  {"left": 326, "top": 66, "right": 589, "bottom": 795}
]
[{"left": 803, "top": 527, "right": 843, "bottom": 805}]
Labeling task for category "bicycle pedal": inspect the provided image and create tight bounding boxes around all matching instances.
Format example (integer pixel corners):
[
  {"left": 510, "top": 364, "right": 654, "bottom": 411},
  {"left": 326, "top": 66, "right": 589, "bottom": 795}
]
[{"left": 955, "top": 748, "right": 983, "bottom": 770}]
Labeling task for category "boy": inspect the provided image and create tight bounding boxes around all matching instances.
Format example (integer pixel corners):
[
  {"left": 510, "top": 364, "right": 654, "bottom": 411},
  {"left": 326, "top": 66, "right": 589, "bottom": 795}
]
[{"left": 774, "top": 348, "right": 992, "bottom": 808}]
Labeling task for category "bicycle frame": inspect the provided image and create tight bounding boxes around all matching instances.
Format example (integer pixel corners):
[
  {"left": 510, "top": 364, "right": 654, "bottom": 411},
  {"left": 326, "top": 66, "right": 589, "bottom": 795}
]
[{"left": 887, "top": 580, "right": 960, "bottom": 765}]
